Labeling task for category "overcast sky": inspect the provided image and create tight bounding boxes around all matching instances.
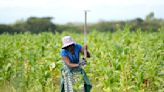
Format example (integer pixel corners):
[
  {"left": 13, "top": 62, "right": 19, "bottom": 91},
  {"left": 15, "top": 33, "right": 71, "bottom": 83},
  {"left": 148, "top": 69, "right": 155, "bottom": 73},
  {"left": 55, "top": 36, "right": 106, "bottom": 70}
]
[{"left": 0, "top": 0, "right": 164, "bottom": 24}]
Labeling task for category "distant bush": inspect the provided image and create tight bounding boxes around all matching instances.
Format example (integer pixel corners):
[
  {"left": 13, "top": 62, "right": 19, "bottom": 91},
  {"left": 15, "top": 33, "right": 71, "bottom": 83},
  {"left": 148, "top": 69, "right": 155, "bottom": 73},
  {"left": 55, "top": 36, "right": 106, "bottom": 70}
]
[
  {"left": 0, "top": 12, "right": 164, "bottom": 34},
  {"left": 0, "top": 17, "right": 56, "bottom": 34},
  {"left": 56, "top": 23, "right": 83, "bottom": 33},
  {"left": 0, "top": 24, "right": 18, "bottom": 34}
]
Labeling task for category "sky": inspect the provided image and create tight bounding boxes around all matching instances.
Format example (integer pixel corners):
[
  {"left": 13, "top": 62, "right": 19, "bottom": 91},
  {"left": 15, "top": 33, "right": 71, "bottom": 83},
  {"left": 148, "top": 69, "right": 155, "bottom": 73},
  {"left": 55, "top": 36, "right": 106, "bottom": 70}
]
[{"left": 0, "top": 0, "right": 164, "bottom": 24}]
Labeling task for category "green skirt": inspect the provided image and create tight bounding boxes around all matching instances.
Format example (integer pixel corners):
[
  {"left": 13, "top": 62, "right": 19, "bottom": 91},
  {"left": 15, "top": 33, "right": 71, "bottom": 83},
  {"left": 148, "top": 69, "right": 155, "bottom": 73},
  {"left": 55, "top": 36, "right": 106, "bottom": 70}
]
[{"left": 60, "top": 65, "right": 92, "bottom": 92}]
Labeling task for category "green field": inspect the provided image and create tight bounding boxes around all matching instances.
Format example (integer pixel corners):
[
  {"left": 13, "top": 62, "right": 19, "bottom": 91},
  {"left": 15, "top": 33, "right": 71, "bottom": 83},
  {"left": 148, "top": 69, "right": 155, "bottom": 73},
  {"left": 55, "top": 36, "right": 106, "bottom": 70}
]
[{"left": 0, "top": 29, "right": 164, "bottom": 92}]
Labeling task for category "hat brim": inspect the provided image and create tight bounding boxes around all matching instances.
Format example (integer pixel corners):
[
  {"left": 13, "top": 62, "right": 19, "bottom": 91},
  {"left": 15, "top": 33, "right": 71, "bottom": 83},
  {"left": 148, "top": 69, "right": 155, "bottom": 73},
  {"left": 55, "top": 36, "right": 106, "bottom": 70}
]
[{"left": 62, "top": 42, "right": 75, "bottom": 48}]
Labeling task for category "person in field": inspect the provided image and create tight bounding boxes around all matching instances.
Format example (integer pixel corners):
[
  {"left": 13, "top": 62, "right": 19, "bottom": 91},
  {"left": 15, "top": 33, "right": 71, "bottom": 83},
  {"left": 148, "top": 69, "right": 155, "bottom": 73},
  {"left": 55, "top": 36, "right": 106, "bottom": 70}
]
[{"left": 60, "top": 36, "right": 92, "bottom": 92}]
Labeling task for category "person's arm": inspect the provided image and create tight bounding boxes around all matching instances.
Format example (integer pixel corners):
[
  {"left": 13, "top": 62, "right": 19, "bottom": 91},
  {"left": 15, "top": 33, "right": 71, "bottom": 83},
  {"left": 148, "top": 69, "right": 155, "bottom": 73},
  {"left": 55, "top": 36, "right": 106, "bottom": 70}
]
[
  {"left": 62, "top": 57, "right": 79, "bottom": 68},
  {"left": 81, "top": 45, "right": 91, "bottom": 58}
]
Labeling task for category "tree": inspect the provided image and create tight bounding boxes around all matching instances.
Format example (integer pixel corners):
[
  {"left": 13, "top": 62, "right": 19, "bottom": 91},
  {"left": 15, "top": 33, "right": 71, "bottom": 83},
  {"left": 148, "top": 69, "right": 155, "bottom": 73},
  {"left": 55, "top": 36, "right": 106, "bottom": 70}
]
[
  {"left": 0, "top": 24, "right": 17, "bottom": 34},
  {"left": 26, "top": 17, "right": 56, "bottom": 33},
  {"left": 12, "top": 19, "right": 27, "bottom": 33},
  {"left": 146, "top": 12, "right": 155, "bottom": 21}
]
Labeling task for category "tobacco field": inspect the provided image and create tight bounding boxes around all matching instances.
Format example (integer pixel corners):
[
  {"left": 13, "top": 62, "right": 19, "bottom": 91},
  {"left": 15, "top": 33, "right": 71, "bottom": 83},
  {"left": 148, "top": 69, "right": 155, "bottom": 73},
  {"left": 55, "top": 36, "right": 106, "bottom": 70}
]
[{"left": 0, "top": 29, "right": 164, "bottom": 92}]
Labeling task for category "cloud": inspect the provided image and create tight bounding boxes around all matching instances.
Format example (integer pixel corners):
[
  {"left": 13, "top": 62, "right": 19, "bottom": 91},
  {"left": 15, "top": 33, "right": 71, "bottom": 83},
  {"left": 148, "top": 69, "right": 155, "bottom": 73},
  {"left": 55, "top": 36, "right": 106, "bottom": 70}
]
[
  {"left": 0, "top": 0, "right": 164, "bottom": 23},
  {"left": 1, "top": 0, "right": 164, "bottom": 9},
  {"left": 0, "top": 0, "right": 163, "bottom": 15}
]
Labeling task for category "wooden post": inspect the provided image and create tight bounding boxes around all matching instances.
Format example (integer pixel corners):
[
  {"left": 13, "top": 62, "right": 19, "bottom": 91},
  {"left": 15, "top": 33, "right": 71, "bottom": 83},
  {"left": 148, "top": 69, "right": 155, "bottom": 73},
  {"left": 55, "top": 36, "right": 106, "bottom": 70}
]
[{"left": 84, "top": 10, "right": 89, "bottom": 59}]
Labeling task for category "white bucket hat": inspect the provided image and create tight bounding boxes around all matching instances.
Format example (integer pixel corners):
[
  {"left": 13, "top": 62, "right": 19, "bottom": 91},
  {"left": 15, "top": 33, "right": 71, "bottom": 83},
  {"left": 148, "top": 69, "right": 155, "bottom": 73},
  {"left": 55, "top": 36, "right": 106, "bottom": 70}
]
[{"left": 62, "top": 36, "right": 75, "bottom": 48}]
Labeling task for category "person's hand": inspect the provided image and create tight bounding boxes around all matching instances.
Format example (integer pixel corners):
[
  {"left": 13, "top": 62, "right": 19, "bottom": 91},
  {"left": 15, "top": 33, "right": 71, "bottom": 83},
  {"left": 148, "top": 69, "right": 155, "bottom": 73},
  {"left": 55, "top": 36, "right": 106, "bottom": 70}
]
[
  {"left": 84, "top": 45, "right": 88, "bottom": 50},
  {"left": 79, "top": 58, "right": 87, "bottom": 66}
]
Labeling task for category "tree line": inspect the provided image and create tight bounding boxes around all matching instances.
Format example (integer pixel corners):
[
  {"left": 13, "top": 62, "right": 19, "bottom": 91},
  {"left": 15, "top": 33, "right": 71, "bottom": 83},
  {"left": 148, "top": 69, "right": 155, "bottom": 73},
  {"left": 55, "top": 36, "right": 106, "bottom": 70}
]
[
  {"left": 0, "top": 12, "right": 164, "bottom": 34},
  {"left": 0, "top": 17, "right": 56, "bottom": 34}
]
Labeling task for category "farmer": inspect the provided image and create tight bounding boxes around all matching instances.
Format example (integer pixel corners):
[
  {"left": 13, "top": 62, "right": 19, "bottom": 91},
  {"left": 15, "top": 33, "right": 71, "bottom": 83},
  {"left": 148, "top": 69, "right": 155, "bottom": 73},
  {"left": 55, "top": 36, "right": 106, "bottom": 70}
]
[{"left": 60, "top": 36, "right": 92, "bottom": 92}]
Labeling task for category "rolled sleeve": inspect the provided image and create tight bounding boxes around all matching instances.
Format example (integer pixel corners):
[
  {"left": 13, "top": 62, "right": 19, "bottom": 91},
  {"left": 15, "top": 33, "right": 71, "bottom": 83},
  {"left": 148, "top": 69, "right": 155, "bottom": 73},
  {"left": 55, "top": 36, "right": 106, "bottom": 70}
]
[{"left": 60, "top": 49, "right": 67, "bottom": 57}]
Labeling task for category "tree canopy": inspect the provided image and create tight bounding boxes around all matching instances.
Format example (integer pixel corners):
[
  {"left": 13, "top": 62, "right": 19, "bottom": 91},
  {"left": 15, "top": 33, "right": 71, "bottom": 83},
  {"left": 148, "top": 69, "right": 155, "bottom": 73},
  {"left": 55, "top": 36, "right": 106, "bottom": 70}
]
[{"left": 0, "top": 12, "right": 164, "bottom": 34}]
